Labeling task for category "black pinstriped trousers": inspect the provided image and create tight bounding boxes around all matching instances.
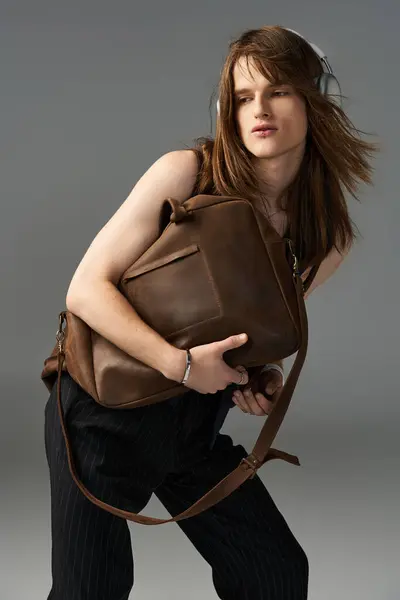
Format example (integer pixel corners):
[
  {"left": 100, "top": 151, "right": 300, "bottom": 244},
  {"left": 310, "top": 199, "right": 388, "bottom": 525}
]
[{"left": 44, "top": 371, "right": 309, "bottom": 599}]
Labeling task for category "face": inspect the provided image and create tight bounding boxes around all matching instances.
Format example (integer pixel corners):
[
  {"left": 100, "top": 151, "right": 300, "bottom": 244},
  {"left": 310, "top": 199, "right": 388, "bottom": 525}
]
[{"left": 232, "top": 56, "right": 308, "bottom": 161}]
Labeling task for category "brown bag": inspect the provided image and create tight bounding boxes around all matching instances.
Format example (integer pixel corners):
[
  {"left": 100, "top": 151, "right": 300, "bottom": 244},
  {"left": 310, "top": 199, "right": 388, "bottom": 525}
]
[{"left": 41, "top": 193, "right": 321, "bottom": 525}]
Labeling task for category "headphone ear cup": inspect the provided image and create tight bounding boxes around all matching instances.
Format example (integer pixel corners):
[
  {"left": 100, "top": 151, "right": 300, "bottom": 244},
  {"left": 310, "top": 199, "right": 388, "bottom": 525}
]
[{"left": 318, "top": 73, "right": 342, "bottom": 107}]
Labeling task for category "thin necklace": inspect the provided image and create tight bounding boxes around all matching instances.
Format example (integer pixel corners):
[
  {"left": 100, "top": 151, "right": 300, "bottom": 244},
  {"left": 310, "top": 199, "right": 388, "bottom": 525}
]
[{"left": 259, "top": 194, "right": 282, "bottom": 218}]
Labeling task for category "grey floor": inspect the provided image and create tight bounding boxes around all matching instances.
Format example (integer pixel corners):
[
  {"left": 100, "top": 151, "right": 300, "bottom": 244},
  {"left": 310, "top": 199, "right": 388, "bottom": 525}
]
[{"left": 3, "top": 407, "right": 398, "bottom": 600}]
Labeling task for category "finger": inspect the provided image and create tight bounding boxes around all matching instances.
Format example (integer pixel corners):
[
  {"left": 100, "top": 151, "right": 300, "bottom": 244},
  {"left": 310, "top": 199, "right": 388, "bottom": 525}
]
[
  {"left": 232, "top": 394, "right": 245, "bottom": 412},
  {"left": 233, "top": 365, "right": 249, "bottom": 386},
  {"left": 215, "top": 333, "right": 248, "bottom": 355},
  {"left": 243, "top": 387, "right": 268, "bottom": 416},
  {"left": 261, "top": 371, "right": 283, "bottom": 396},
  {"left": 232, "top": 390, "right": 250, "bottom": 413},
  {"left": 265, "top": 381, "right": 278, "bottom": 395},
  {"left": 232, "top": 390, "right": 252, "bottom": 414},
  {"left": 255, "top": 392, "right": 274, "bottom": 414},
  {"left": 264, "top": 381, "right": 283, "bottom": 399},
  {"left": 264, "top": 384, "right": 279, "bottom": 397},
  {"left": 264, "top": 376, "right": 283, "bottom": 396}
]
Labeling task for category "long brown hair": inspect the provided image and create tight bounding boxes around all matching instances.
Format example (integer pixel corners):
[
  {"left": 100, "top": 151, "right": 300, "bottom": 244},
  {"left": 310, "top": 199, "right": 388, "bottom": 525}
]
[{"left": 184, "top": 25, "right": 379, "bottom": 270}]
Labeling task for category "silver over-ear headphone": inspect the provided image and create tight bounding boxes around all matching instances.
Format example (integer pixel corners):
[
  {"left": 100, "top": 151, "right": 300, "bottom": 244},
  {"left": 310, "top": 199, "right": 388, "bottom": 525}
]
[{"left": 216, "top": 27, "right": 342, "bottom": 115}]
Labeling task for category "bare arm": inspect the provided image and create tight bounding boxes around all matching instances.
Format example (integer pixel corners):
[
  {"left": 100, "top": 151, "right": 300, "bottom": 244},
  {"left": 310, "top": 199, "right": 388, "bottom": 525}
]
[
  {"left": 65, "top": 149, "right": 200, "bottom": 381},
  {"left": 302, "top": 243, "right": 351, "bottom": 301},
  {"left": 271, "top": 243, "right": 351, "bottom": 372}
]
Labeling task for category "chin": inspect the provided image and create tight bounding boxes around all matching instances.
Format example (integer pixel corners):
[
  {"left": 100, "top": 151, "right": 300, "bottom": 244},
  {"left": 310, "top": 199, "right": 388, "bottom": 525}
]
[
  {"left": 247, "top": 140, "right": 301, "bottom": 160},
  {"left": 249, "top": 146, "right": 286, "bottom": 159}
]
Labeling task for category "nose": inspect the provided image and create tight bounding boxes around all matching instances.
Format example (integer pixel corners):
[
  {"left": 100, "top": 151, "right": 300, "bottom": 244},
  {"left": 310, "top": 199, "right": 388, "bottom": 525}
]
[{"left": 253, "top": 95, "right": 272, "bottom": 118}]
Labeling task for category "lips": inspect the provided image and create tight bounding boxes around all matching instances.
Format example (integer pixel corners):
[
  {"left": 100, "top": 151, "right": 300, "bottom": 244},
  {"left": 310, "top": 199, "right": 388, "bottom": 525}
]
[{"left": 252, "top": 125, "right": 277, "bottom": 132}]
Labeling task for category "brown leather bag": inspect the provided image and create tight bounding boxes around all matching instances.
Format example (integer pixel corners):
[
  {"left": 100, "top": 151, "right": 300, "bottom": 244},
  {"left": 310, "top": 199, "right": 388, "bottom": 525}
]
[{"left": 41, "top": 193, "right": 321, "bottom": 525}]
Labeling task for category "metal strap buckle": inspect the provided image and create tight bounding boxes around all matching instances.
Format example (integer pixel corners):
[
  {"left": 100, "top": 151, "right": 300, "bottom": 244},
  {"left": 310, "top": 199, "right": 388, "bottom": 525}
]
[
  {"left": 56, "top": 311, "right": 67, "bottom": 354},
  {"left": 240, "top": 454, "right": 262, "bottom": 479}
]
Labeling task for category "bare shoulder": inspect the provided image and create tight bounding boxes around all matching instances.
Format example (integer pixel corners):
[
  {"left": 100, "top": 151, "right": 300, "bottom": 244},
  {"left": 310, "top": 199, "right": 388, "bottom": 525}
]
[
  {"left": 66, "top": 149, "right": 200, "bottom": 301},
  {"left": 147, "top": 149, "right": 200, "bottom": 198},
  {"left": 302, "top": 243, "right": 352, "bottom": 300}
]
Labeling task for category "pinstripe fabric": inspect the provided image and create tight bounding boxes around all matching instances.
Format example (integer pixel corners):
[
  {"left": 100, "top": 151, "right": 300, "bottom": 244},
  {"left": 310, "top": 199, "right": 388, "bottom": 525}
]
[{"left": 44, "top": 371, "right": 308, "bottom": 599}]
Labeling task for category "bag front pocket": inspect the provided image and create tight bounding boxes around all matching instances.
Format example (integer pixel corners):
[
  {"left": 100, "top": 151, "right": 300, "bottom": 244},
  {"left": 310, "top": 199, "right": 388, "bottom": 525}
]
[{"left": 122, "top": 244, "right": 222, "bottom": 338}]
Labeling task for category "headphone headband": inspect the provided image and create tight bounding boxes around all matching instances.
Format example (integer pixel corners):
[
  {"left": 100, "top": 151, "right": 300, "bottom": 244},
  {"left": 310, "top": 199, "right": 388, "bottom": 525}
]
[{"left": 283, "top": 27, "right": 334, "bottom": 75}]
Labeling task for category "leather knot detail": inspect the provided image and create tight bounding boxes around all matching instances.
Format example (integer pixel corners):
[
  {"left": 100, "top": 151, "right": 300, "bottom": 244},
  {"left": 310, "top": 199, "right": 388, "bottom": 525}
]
[{"left": 167, "top": 198, "right": 190, "bottom": 223}]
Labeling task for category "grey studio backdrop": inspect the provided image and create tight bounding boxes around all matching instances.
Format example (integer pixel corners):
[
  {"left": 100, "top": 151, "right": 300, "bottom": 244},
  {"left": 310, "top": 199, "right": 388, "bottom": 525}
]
[{"left": 1, "top": 2, "right": 399, "bottom": 599}]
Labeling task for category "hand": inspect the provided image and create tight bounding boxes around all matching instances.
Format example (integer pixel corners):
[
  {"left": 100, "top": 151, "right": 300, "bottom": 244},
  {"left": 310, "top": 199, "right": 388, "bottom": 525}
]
[
  {"left": 232, "top": 366, "right": 284, "bottom": 416},
  {"left": 166, "top": 334, "right": 250, "bottom": 395}
]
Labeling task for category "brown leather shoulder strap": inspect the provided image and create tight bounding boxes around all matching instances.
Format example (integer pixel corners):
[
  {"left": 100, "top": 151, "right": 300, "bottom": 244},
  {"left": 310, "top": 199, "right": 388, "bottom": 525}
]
[
  {"left": 54, "top": 270, "right": 307, "bottom": 526},
  {"left": 302, "top": 258, "right": 323, "bottom": 293}
]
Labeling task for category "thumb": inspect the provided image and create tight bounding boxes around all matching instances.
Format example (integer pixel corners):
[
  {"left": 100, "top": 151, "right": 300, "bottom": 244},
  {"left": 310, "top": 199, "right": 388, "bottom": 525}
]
[
  {"left": 215, "top": 333, "right": 248, "bottom": 354},
  {"left": 263, "top": 371, "right": 283, "bottom": 395},
  {"left": 265, "top": 381, "right": 278, "bottom": 394}
]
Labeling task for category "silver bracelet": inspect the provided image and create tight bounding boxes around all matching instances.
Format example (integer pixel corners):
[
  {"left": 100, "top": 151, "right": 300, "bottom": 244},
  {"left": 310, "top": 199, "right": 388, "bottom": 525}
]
[
  {"left": 261, "top": 363, "right": 285, "bottom": 385},
  {"left": 180, "top": 349, "right": 192, "bottom": 384}
]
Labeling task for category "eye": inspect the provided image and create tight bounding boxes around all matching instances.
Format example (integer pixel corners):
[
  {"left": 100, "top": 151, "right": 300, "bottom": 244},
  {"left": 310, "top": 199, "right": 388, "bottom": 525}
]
[{"left": 237, "top": 91, "right": 289, "bottom": 103}]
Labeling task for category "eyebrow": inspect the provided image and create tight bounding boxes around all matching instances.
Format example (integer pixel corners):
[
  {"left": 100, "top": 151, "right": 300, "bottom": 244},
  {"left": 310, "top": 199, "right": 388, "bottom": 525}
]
[{"left": 233, "top": 83, "right": 289, "bottom": 96}]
